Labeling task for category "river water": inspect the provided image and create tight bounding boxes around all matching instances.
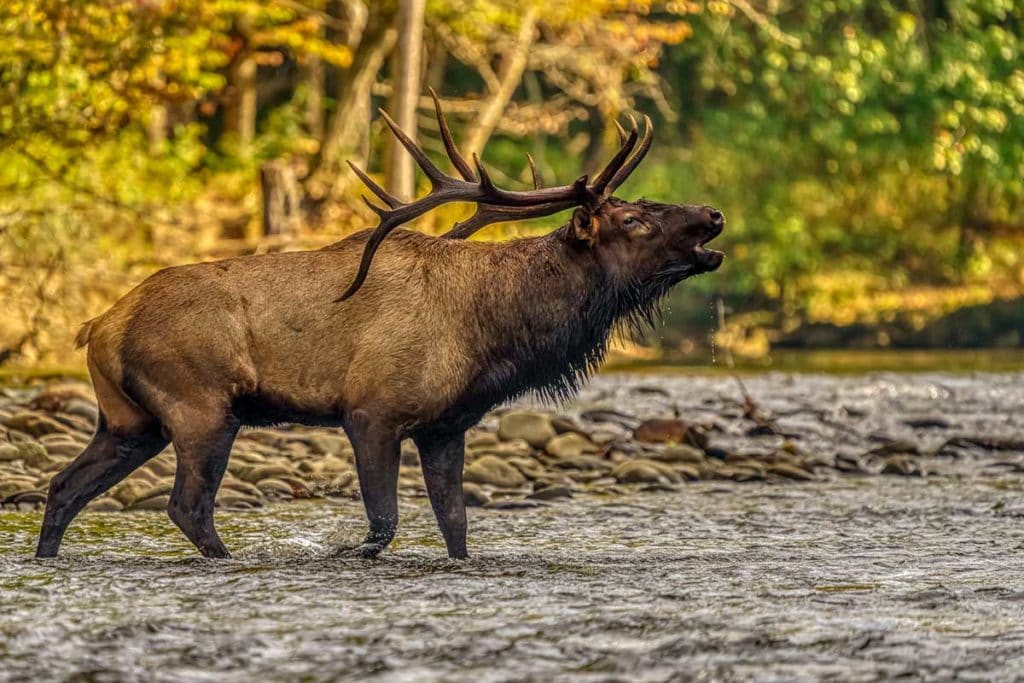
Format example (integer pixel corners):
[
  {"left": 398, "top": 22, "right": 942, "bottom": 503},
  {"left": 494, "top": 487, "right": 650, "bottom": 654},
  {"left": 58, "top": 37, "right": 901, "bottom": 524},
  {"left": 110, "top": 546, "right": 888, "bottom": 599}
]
[
  {"left": 2, "top": 477, "right": 1024, "bottom": 681},
  {"left": 2, "top": 371, "right": 1024, "bottom": 681}
]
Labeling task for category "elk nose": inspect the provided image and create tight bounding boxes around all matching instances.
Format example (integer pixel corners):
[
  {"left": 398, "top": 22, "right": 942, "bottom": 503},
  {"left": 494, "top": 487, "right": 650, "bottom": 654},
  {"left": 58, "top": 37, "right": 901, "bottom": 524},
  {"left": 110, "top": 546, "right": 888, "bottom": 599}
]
[{"left": 707, "top": 207, "right": 725, "bottom": 228}]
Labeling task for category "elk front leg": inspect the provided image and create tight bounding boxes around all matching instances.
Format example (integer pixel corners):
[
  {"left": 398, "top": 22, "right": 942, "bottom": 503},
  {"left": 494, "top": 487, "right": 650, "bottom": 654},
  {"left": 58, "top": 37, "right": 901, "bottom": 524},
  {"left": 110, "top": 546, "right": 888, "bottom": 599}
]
[
  {"left": 346, "top": 410, "right": 401, "bottom": 558},
  {"left": 413, "top": 431, "right": 468, "bottom": 559}
]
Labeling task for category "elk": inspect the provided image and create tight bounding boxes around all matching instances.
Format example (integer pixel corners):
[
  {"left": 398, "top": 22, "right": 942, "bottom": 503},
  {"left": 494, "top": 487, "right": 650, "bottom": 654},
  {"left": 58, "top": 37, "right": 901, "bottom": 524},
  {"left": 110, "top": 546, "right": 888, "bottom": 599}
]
[{"left": 36, "top": 91, "right": 724, "bottom": 560}]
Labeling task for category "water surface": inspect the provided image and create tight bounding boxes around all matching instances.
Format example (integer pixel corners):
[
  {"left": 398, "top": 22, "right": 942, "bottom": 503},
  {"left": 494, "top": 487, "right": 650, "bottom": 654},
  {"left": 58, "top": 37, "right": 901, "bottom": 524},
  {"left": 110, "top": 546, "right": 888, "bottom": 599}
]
[{"left": 3, "top": 477, "right": 1023, "bottom": 681}]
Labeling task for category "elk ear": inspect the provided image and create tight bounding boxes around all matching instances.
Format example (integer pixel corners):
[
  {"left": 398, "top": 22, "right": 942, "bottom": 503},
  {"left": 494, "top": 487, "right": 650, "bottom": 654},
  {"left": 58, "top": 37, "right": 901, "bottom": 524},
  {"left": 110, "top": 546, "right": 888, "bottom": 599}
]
[{"left": 571, "top": 207, "right": 599, "bottom": 246}]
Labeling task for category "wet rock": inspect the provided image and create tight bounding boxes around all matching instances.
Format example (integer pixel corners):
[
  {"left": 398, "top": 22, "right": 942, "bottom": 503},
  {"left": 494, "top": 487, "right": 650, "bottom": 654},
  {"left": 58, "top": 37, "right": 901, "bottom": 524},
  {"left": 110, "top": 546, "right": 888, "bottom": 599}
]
[
  {"left": 135, "top": 483, "right": 175, "bottom": 503},
  {"left": 497, "top": 411, "right": 556, "bottom": 449},
  {"left": 579, "top": 409, "right": 639, "bottom": 430},
  {"left": 550, "top": 415, "right": 587, "bottom": 436},
  {"left": 484, "top": 498, "right": 543, "bottom": 510},
  {"left": 111, "top": 480, "right": 151, "bottom": 506},
  {"left": 129, "top": 495, "right": 170, "bottom": 511},
  {"left": 544, "top": 432, "right": 599, "bottom": 459},
  {"left": 611, "top": 459, "right": 682, "bottom": 485},
  {"left": 3, "top": 490, "right": 47, "bottom": 506},
  {"left": 62, "top": 398, "right": 99, "bottom": 424},
  {"left": 902, "top": 415, "right": 953, "bottom": 430},
  {"left": 505, "top": 456, "right": 547, "bottom": 481},
  {"left": 767, "top": 462, "right": 816, "bottom": 481},
  {"left": 867, "top": 438, "right": 920, "bottom": 456},
  {"left": 462, "top": 482, "right": 490, "bottom": 507},
  {"left": 0, "top": 411, "right": 70, "bottom": 438},
  {"left": 308, "top": 434, "right": 348, "bottom": 456},
  {"left": 464, "top": 455, "right": 527, "bottom": 489},
  {"left": 552, "top": 455, "right": 609, "bottom": 472},
  {"left": 528, "top": 485, "right": 574, "bottom": 501},
  {"left": 652, "top": 444, "right": 705, "bottom": 465},
  {"left": 87, "top": 498, "right": 124, "bottom": 513},
  {"left": 466, "top": 431, "right": 499, "bottom": 449},
  {"left": 881, "top": 455, "right": 921, "bottom": 476},
  {"left": 0, "top": 441, "right": 53, "bottom": 468},
  {"left": 234, "top": 464, "right": 295, "bottom": 484},
  {"left": 633, "top": 418, "right": 708, "bottom": 450},
  {"left": 258, "top": 478, "right": 298, "bottom": 498},
  {"left": 216, "top": 492, "right": 263, "bottom": 509}
]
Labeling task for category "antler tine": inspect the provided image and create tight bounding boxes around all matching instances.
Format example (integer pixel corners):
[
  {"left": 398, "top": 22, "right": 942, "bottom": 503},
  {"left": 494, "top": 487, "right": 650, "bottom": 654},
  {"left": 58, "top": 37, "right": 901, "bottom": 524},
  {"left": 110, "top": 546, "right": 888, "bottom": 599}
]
[
  {"left": 443, "top": 174, "right": 588, "bottom": 240},
  {"left": 589, "top": 117, "right": 639, "bottom": 195},
  {"left": 604, "top": 115, "right": 654, "bottom": 196},
  {"left": 377, "top": 108, "right": 454, "bottom": 190},
  {"left": 526, "top": 153, "right": 542, "bottom": 189},
  {"left": 428, "top": 87, "right": 476, "bottom": 182},
  {"left": 613, "top": 120, "right": 628, "bottom": 145},
  {"left": 346, "top": 160, "right": 403, "bottom": 209}
]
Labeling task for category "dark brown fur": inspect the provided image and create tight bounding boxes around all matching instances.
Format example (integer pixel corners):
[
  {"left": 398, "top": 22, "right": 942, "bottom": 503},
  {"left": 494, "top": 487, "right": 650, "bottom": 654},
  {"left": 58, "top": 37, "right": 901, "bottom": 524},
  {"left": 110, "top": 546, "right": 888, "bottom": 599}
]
[{"left": 36, "top": 198, "right": 724, "bottom": 560}]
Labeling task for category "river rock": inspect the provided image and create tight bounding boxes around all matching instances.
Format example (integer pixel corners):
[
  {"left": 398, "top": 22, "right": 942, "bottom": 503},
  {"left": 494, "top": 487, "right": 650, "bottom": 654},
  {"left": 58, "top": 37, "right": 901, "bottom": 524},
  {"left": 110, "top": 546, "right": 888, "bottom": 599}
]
[
  {"left": 484, "top": 498, "right": 543, "bottom": 510},
  {"left": 633, "top": 418, "right": 706, "bottom": 449},
  {"left": 0, "top": 441, "right": 53, "bottom": 468},
  {"left": 0, "top": 411, "right": 69, "bottom": 438},
  {"left": 611, "top": 459, "right": 682, "bottom": 484},
  {"left": 528, "top": 485, "right": 573, "bottom": 501},
  {"left": 308, "top": 433, "right": 348, "bottom": 456},
  {"left": 466, "top": 431, "right": 500, "bottom": 449},
  {"left": 497, "top": 411, "right": 556, "bottom": 448},
  {"left": 545, "top": 432, "right": 599, "bottom": 459},
  {"left": 129, "top": 494, "right": 170, "bottom": 511},
  {"left": 464, "top": 455, "right": 527, "bottom": 488},
  {"left": 653, "top": 444, "right": 705, "bottom": 465},
  {"left": 3, "top": 490, "right": 47, "bottom": 506},
  {"left": 505, "top": 456, "right": 547, "bottom": 481},
  {"left": 62, "top": 398, "right": 99, "bottom": 423},
  {"left": 87, "top": 498, "right": 124, "bottom": 512},
  {"left": 462, "top": 482, "right": 491, "bottom": 507},
  {"left": 258, "top": 478, "right": 297, "bottom": 497},
  {"left": 767, "top": 462, "right": 816, "bottom": 481}
]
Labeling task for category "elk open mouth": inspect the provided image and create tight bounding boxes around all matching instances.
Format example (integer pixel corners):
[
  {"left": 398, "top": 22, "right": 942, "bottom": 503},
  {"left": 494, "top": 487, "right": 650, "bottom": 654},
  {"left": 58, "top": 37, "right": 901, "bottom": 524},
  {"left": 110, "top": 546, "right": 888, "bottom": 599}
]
[{"left": 694, "top": 228, "right": 725, "bottom": 271}]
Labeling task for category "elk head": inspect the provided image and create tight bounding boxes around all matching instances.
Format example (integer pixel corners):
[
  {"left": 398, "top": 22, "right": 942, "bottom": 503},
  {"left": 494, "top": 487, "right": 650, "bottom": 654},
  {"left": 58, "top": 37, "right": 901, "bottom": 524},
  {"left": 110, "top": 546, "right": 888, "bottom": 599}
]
[{"left": 337, "top": 90, "right": 724, "bottom": 301}]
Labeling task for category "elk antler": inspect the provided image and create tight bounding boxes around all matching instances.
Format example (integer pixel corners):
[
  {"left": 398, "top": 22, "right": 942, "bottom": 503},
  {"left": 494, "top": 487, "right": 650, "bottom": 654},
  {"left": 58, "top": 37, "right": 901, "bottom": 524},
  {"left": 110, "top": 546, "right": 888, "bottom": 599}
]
[{"left": 337, "top": 89, "right": 654, "bottom": 301}]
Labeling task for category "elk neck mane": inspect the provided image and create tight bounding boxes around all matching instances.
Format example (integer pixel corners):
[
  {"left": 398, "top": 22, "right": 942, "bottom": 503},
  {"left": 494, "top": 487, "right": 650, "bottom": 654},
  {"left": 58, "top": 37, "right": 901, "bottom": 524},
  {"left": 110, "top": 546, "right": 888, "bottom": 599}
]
[{"left": 459, "top": 225, "right": 673, "bottom": 412}]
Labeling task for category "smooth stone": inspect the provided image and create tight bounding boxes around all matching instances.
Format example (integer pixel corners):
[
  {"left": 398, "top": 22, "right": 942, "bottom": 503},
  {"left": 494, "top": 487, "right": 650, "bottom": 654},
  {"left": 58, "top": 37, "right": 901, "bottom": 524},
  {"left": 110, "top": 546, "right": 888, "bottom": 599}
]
[
  {"left": 484, "top": 498, "right": 543, "bottom": 510},
  {"left": 882, "top": 455, "right": 921, "bottom": 476},
  {"left": 3, "top": 490, "right": 47, "bottom": 506},
  {"left": 2, "top": 441, "right": 53, "bottom": 468},
  {"left": 135, "top": 483, "right": 175, "bottom": 503},
  {"left": 653, "top": 444, "right": 706, "bottom": 465},
  {"left": 462, "top": 482, "right": 491, "bottom": 507},
  {"left": 216, "top": 492, "right": 264, "bottom": 509},
  {"left": 504, "top": 456, "right": 547, "bottom": 481},
  {"left": 308, "top": 434, "right": 348, "bottom": 456},
  {"left": 129, "top": 495, "right": 170, "bottom": 511},
  {"left": 545, "top": 432, "right": 599, "bottom": 459},
  {"left": 87, "top": 498, "right": 124, "bottom": 512},
  {"left": 1, "top": 411, "right": 70, "bottom": 438},
  {"left": 111, "top": 480, "right": 151, "bottom": 506},
  {"left": 611, "top": 458, "right": 682, "bottom": 484},
  {"left": 767, "top": 462, "right": 817, "bottom": 481},
  {"left": 258, "top": 478, "right": 297, "bottom": 497},
  {"left": 552, "top": 455, "right": 609, "bottom": 472},
  {"left": 463, "top": 455, "right": 528, "bottom": 489},
  {"left": 497, "top": 411, "right": 556, "bottom": 449},
  {"left": 528, "top": 485, "right": 573, "bottom": 501},
  {"left": 235, "top": 464, "right": 295, "bottom": 484},
  {"left": 465, "top": 431, "right": 500, "bottom": 449},
  {"left": 62, "top": 398, "right": 99, "bottom": 423}
]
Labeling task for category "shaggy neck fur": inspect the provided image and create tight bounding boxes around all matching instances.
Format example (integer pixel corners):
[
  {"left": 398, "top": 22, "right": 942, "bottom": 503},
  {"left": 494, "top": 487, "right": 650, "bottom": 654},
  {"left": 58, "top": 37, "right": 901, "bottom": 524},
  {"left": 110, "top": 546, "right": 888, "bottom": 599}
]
[{"left": 462, "top": 227, "right": 681, "bottom": 412}]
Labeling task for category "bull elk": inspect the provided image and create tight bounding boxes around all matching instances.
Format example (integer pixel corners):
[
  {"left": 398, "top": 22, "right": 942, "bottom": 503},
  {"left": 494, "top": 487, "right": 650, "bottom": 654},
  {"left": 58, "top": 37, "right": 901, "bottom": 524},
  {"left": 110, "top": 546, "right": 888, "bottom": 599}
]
[{"left": 36, "top": 90, "right": 725, "bottom": 560}]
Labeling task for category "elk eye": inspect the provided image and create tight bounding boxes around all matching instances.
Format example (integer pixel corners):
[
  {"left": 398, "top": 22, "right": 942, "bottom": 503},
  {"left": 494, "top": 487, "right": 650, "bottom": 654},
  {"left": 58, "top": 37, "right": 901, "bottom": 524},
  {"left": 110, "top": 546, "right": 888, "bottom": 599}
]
[{"left": 623, "top": 216, "right": 639, "bottom": 227}]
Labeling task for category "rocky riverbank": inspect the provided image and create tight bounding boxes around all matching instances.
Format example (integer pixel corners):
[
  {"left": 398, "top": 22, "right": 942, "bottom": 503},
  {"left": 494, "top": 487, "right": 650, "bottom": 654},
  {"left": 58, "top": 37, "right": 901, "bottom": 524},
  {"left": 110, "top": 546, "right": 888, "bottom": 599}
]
[{"left": 2, "top": 372, "right": 1023, "bottom": 513}]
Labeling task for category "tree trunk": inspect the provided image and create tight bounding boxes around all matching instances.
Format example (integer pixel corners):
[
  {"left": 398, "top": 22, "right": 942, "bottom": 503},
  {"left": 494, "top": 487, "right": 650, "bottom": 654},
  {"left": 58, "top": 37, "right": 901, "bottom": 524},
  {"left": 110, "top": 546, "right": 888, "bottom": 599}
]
[
  {"left": 260, "top": 161, "right": 301, "bottom": 237},
  {"left": 461, "top": 8, "right": 538, "bottom": 159},
  {"left": 304, "top": 2, "right": 396, "bottom": 204},
  {"left": 225, "top": 17, "right": 257, "bottom": 151},
  {"left": 305, "top": 20, "right": 325, "bottom": 139},
  {"left": 385, "top": 0, "right": 426, "bottom": 200}
]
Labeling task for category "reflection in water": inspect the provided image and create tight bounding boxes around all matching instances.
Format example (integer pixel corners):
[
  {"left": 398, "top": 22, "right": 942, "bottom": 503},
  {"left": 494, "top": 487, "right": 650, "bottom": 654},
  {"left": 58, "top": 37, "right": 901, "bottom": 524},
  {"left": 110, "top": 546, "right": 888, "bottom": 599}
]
[{"left": 2, "top": 478, "right": 1024, "bottom": 681}]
